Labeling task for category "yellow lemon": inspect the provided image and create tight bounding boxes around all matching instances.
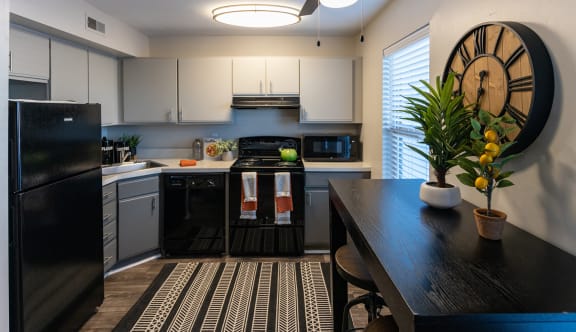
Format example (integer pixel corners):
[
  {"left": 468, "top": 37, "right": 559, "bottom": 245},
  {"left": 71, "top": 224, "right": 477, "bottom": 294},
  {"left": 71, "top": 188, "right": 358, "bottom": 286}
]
[
  {"left": 474, "top": 177, "right": 489, "bottom": 190},
  {"left": 479, "top": 153, "right": 493, "bottom": 166},
  {"left": 484, "top": 130, "right": 498, "bottom": 143},
  {"left": 484, "top": 142, "right": 500, "bottom": 158}
]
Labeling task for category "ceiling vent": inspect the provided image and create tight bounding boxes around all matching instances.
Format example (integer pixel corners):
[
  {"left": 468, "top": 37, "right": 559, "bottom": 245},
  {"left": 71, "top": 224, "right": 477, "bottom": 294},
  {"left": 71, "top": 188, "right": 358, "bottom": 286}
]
[{"left": 86, "top": 15, "right": 106, "bottom": 35}]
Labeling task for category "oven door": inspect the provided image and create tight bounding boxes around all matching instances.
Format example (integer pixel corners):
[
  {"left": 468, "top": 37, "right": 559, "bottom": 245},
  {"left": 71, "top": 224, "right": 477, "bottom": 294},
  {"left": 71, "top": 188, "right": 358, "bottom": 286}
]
[{"left": 228, "top": 171, "right": 304, "bottom": 255}]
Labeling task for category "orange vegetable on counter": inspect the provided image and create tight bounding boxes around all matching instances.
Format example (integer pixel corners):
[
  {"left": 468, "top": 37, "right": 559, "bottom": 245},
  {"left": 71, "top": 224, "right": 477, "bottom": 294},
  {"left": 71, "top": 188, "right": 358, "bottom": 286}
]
[{"left": 179, "top": 159, "right": 197, "bottom": 167}]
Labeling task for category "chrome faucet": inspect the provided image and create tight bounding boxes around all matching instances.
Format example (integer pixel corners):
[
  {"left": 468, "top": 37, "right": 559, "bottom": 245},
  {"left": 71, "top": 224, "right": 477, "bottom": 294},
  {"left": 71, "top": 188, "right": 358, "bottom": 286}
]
[{"left": 121, "top": 150, "right": 132, "bottom": 162}]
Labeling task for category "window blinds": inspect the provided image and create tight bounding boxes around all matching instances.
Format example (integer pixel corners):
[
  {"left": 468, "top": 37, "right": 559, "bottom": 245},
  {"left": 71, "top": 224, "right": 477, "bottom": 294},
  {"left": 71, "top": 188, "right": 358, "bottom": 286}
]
[{"left": 382, "top": 27, "right": 430, "bottom": 180}]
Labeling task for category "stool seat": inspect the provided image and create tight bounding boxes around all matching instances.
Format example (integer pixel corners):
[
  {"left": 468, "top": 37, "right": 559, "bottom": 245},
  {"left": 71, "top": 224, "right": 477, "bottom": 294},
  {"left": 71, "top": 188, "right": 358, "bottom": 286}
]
[
  {"left": 364, "top": 315, "right": 398, "bottom": 332},
  {"left": 335, "top": 244, "right": 379, "bottom": 293}
]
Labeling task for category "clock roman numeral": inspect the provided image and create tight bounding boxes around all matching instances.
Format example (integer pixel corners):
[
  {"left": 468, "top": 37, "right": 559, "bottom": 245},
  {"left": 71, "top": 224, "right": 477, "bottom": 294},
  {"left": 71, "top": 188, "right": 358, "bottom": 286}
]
[
  {"left": 449, "top": 68, "right": 463, "bottom": 81},
  {"left": 504, "top": 103, "right": 527, "bottom": 128},
  {"left": 508, "top": 75, "right": 533, "bottom": 92},
  {"left": 504, "top": 45, "right": 526, "bottom": 69},
  {"left": 458, "top": 43, "right": 472, "bottom": 67},
  {"left": 492, "top": 26, "right": 504, "bottom": 55},
  {"left": 474, "top": 26, "right": 487, "bottom": 56}
]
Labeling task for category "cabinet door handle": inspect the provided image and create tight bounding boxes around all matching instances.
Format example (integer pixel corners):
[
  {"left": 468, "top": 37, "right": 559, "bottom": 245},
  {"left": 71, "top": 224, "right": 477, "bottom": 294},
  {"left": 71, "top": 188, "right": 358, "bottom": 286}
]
[
  {"left": 8, "top": 50, "right": 12, "bottom": 72},
  {"left": 151, "top": 197, "right": 156, "bottom": 214}
]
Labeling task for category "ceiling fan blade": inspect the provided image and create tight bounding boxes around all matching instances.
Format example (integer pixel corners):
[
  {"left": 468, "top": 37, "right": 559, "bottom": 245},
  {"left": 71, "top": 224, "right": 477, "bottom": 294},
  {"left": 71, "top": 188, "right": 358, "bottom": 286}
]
[{"left": 299, "top": 0, "right": 318, "bottom": 16}]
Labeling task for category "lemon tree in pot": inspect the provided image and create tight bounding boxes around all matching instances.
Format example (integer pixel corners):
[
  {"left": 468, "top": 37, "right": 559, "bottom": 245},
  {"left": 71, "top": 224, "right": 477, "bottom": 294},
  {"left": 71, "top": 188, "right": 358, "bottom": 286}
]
[
  {"left": 399, "top": 72, "right": 473, "bottom": 208},
  {"left": 456, "top": 110, "right": 519, "bottom": 240}
]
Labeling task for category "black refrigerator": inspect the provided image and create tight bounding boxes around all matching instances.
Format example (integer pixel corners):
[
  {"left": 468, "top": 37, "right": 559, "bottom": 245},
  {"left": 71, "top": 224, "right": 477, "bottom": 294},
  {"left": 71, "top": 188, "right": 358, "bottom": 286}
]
[{"left": 9, "top": 100, "right": 104, "bottom": 332}]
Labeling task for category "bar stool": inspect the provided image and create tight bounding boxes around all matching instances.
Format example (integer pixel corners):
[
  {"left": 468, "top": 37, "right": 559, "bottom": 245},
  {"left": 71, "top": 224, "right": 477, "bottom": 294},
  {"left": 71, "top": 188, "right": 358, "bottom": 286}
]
[
  {"left": 335, "top": 244, "right": 387, "bottom": 332},
  {"left": 364, "top": 315, "right": 398, "bottom": 332}
]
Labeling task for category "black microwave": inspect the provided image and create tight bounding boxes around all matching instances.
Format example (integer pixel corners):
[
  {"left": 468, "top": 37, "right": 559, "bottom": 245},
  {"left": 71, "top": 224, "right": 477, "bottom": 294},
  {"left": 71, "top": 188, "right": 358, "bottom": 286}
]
[{"left": 303, "top": 135, "right": 360, "bottom": 162}]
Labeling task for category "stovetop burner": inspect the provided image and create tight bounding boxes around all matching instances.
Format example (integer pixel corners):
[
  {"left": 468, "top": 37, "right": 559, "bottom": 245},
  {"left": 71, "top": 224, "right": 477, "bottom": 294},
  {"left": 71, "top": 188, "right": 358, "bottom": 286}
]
[
  {"left": 276, "top": 161, "right": 298, "bottom": 167},
  {"left": 232, "top": 158, "right": 303, "bottom": 169}
]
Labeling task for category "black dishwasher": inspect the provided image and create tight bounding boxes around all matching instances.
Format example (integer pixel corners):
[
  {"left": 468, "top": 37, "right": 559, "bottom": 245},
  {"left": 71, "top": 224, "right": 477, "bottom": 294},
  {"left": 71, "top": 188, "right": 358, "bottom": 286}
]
[{"left": 162, "top": 173, "right": 226, "bottom": 256}]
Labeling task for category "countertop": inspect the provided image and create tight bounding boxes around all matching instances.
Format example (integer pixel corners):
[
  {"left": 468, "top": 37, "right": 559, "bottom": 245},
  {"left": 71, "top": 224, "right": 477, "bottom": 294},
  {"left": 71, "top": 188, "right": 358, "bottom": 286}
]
[{"left": 102, "top": 158, "right": 372, "bottom": 186}]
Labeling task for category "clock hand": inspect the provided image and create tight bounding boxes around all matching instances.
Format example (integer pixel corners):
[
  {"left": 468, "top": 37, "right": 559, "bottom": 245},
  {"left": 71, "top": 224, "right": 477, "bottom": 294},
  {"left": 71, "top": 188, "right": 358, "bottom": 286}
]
[{"left": 474, "top": 70, "right": 488, "bottom": 111}]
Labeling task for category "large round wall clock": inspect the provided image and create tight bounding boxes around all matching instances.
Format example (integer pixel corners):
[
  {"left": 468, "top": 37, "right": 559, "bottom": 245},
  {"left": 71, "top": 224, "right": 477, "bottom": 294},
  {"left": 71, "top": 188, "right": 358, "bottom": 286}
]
[{"left": 443, "top": 21, "right": 554, "bottom": 155}]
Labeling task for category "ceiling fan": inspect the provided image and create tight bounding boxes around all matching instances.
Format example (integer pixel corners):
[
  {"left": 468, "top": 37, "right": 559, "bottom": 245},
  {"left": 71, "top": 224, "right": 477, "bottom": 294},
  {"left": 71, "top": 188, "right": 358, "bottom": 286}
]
[
  {"left": 299, "top": 0, "right": 359, "bottom": 16},
  {"left": 299, "top": 0, "right": 319, "bottom": 16}
]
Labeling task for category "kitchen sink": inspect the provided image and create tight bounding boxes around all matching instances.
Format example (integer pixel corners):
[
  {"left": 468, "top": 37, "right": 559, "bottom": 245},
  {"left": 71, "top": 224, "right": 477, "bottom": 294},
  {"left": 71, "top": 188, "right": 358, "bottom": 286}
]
[{"left": 101, "top": 160, "right": 166, "bottom": 175}]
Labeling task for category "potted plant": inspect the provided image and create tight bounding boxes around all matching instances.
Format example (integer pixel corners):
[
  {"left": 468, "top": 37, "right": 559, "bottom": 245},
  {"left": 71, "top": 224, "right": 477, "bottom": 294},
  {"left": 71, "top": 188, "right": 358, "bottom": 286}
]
[
  {"left": 121, "top": 134, "right": 142, "bottom": 160},
  {"left": 399, "top": 72, "right": 473, "bottom": 208},
  {"left": 456, "top": 110, "right": 519, "bottom": 240},
  {"left": 216, "top": 139, "right": 237, "bottom": 161}
]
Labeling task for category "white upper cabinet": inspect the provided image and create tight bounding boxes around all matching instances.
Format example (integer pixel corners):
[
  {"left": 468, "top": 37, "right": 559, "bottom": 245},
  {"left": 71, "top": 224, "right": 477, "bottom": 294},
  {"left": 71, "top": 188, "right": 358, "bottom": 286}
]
[
  {"left": 233, "top": 57, "right": 299, "bottom": 95},
  {"left": 300, "top": 58, "right": 354, "bottom": 123},
  {"left": 179, "top": 58, "right": 233, "bottom": 123},
  {"left": 89, "top": 51, "right": 120, "bottom": 125},
  {"left": 51, "top": 39, "right": 88, "bottom": 103},
  {"left": 9, "top": 26, "right": 50, "bottom": 81},
  {"left": 123, "top": 58, "right": 178, "bottom": 123}
]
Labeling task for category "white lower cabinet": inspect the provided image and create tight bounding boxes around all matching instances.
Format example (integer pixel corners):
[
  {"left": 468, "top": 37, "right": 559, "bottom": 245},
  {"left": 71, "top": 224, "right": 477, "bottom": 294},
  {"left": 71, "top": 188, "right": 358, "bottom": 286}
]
[
  {"left": 118, "top": 176, "right": 160, "bottom": 260},
  {"left": 102, "top": 183, "right": 117, "bottom": 273},
  {"left": 305, "top": 171, "right": 370, "bottom": 250}
]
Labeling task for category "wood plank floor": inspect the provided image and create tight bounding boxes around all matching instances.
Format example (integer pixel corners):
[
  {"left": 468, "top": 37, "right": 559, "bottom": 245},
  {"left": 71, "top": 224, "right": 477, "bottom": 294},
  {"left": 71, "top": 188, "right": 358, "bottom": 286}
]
[{"left": 80, "top": 254, "right": 389, "bottom": 331}]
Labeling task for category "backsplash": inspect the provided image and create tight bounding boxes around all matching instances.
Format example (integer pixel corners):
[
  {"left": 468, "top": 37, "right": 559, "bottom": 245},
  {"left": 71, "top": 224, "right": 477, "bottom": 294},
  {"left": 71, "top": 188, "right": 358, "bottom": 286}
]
[{"left": 102, "top": 108, "right": 361, "bottom": 159}]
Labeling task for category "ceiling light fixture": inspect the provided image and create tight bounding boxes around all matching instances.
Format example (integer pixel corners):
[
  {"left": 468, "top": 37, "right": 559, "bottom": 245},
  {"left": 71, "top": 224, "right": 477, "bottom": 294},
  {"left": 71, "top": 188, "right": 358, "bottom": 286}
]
[
  {"left": 212, "top": 4, "right": 301, "bottom": 28},
  {"left": 320, "top": 0, "right": 359, "bottom": 9}
]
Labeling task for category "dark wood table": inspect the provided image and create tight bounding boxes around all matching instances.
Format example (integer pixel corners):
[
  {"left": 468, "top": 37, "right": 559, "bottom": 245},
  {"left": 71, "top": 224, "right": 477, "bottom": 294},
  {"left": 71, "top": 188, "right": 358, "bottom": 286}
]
[{"left": 329, "top": 179, "right": 576, "bottom": 332}]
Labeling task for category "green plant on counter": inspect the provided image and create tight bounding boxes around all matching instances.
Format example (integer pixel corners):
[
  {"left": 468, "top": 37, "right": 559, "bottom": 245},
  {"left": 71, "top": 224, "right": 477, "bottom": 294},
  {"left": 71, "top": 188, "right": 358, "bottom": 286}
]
[
  {"left": 121, "top": 134, "right": 142, "bottom": 149},
  {"left": 216, "top": 139, "right": 237, "bottom": 153}
]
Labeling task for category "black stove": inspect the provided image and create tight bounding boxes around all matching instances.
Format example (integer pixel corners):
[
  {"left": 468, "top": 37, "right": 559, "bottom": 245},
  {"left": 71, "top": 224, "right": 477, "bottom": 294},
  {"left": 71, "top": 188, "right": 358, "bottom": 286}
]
[
  {"left": 231, "top": 136, "right": 304, "bottom": 172},
  {"left": 228, "top": 136, "right": 304, "bottom": 256}
]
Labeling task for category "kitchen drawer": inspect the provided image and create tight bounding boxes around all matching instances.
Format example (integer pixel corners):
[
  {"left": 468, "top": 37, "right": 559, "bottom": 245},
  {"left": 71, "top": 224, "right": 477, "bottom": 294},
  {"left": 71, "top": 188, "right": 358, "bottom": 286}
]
[
  {"left": 118, "top": 176, "right": 159, "bottom": 200},
  {"left": 103, "top": 199, "right": 117, "bottom": 226},
  {"left": 103, "top": 219, "right": 117, "bottom": 245},
  {"left": 103, "top": 240, "right": 117, "bottom": 272},
  {"left": 305, "top": 172, "right": 370, "bottom": 187},
  {"left": 102, "top": 183, "right": 117, "bottom": 205}
]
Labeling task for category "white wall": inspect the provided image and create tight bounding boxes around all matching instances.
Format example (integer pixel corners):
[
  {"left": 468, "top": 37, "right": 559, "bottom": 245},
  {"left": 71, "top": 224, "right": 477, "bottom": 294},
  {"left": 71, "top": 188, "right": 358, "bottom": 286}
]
[
  {"left": 150, "top": 35, "right": 358, "bottom": 57},
  {"left": 10, "top": 0, "right": 149, "bottom": 56},
  {"left": 1, "top": 0, "right": 9, "bottom": 329},
  {"left": 361, "top": 0, "right": 576, "bottom": 255}
]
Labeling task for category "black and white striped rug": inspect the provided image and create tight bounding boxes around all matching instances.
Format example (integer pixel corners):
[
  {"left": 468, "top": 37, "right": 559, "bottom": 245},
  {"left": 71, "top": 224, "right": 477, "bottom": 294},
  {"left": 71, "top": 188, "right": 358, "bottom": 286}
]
[{"left": 114, "top": 262, "right": 332, "bottom": 332}]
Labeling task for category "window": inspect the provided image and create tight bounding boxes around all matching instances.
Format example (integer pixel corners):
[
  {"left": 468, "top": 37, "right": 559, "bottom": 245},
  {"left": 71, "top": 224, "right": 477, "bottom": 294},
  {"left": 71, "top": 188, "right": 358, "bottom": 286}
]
[{"left": 382, "top": 26, "right": 430, "bottom": 179}]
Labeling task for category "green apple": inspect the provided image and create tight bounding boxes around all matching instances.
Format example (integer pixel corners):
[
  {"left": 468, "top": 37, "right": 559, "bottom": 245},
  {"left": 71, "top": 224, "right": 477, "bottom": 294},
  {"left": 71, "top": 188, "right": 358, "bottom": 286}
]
[{"left": 280, "top": 148, "right": 298, "bottom": 161}]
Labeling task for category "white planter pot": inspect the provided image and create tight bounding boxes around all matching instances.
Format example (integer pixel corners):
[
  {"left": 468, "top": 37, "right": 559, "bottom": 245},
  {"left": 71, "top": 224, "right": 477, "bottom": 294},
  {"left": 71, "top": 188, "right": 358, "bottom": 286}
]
[
  {"left": 221, "top": 151, "right": 234, "bottom": 161},
  {"left": 419, "top": 181, "right": 461, "bottom": 209}
]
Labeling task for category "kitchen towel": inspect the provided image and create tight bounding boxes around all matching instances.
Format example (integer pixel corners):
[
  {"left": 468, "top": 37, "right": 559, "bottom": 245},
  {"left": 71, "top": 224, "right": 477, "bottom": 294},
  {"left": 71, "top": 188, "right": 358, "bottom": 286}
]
[
  {"left": 275, "top": 172, "right": 292, "bottom": 224},
  {"left": 241, "top": 172, "right": 257, "bottom": 220}
]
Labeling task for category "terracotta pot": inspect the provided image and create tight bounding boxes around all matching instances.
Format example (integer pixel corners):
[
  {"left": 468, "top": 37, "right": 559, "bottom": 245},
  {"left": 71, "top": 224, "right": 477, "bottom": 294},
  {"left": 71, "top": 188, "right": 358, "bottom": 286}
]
[{"left": 473, "top": 208, "right": 507, "bottom": 240}]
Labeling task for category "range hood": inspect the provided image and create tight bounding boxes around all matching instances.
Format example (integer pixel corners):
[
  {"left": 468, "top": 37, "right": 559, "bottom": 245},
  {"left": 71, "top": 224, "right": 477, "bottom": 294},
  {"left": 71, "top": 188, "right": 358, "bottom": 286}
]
[{"left": 231, "top": 95, "right": 300, "bottom": 109}]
